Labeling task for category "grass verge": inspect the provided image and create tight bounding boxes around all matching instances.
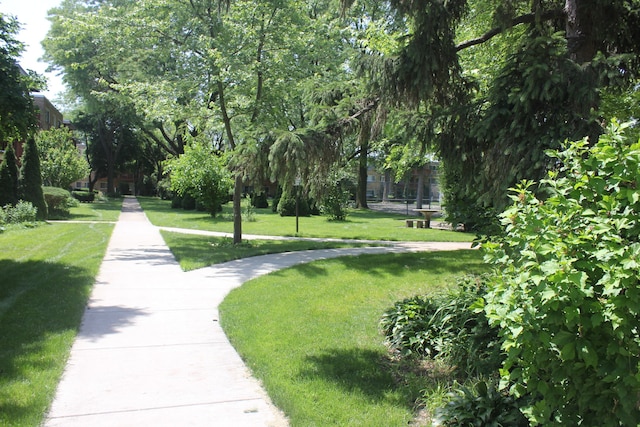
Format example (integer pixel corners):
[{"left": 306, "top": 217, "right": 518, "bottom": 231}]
[
  {"left": 0, "top": 222, "right": 113, "bottom": 427},
  {"left": 138, "top": 197, "right": 474, "bottom": 242},
  {"left": 161, "top": 230, "right": 381, "bottom": 271},
  {"left": 66, "top": 197, "right": 123, "bottom": 222},
  {"left": 219, "top": 250, "right": 488, "bottom": 426}
]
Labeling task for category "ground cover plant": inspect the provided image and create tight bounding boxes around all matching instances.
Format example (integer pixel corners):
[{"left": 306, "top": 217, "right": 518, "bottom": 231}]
[
  {"left": 219, "top": 250, "right": 488, "bottom": 426},
  {"left": 0, "top": 222, "right": 113, "bottom": 427},
  {"left": 138, "top": 197, "right": 473, "bottom": 242},
  {"left": 160, "top": 230, "right": 379, "bottom": 271}
]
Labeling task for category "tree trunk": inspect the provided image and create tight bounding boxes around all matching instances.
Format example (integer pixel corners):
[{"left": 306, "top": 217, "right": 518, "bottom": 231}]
[
  {"left": 356, "top": 139, "right": 369, "bottom": 208},
  {"left": 382, "top": 169, "right": 391, "bottom": 202},
  {"left": 415, "top": 165, "right": 425, "bottom": 209},
  {"left": 217, "top": 80, "right": 242, "bottom": 244}
]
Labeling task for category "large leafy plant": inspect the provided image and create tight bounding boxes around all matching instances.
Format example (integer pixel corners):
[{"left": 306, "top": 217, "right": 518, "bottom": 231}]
[{"left": 481, "top": 121, "right": 640, "bottom": 425}]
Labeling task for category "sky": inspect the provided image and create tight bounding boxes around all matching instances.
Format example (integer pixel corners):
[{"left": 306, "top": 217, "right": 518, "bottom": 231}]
[{"left": 2, "top": 0, "right": 65, "bottom": 103}]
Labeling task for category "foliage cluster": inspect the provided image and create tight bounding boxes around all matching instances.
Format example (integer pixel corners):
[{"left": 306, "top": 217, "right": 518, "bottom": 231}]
[
  {"left": 43, "top": 186, "right": 77, "bottom": 219},
  {"left": 481, "top": 122, "right": 640, "bottom": 425},
  {"left": 0, "top": 200, "right": 37, "bottom": 225},
  {"left": 380, "top": 275, "right": 502, "bottom": 377},
  {"left": 434, "top": 380, "right": 529, "bottom": 427},
  {"left": 18, "top": 138, "right": 47, "bottom": 220},
  {"left": 165, "top": 143, "right": 232, "bottom": 217},
  {"left": 36, "top": 127, "right": 90, "bottom": 190},
  {"left": 0, "top": 142, "right": 19, "bottom": 206},
  {"left": 71, "top": 189, "right": 96, "bottom": 203}
]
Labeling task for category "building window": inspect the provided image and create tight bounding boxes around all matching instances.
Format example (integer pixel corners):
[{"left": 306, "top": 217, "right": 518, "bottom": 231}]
[
  {"left": 367, "top": 175, "right": 375, "bottom": 182},
  {"left": 45, "top": 110, "right": 51, "bottom": 124}
]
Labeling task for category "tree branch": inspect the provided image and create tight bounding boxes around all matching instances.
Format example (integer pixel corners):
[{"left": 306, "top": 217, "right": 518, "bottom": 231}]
[{"left": 455, "top": 8, "right": 564, "bottom": 51}]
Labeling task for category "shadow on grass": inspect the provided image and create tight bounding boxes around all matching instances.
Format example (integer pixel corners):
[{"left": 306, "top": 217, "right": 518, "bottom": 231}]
[
  {"left": 291, "top": 250, "right": 485, "bottom": 279},
  {"left": 299, "top": 347, "right": 411, "bottom": 407},
  {"left": 0, "top": 258, "right": 142, "bottom": 425}
]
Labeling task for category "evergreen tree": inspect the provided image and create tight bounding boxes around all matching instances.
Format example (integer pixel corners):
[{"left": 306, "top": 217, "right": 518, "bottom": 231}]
[
  {"left": 0, "top": 143, "right": 19, "bottom": 206},
  {"left": 19, "top": 137, "right": 47, "bottom": 220}
]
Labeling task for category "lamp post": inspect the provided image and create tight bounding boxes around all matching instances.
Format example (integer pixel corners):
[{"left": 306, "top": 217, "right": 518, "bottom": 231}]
[{"left": 295, "top": 177, "right": 301, "bottom": 234}]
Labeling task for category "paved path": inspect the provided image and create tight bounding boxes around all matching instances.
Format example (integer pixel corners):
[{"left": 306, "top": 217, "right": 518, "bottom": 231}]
[{"left": 45, "top": 197, "right": 472, "bottom": 427}]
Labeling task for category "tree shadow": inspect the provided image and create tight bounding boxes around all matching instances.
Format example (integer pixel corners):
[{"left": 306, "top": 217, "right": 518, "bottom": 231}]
[
  {"left": 299, "top": 347, "right": 412, "bottom": 408},
  {"left": 269, "top": 249, "right": 484, "bottom": 280},
  {"left": 0, "top": 258, "right": 137, "bottom": 423}
]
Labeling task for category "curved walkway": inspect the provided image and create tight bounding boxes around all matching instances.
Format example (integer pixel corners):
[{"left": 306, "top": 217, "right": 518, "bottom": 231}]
[{"left": 45, "top": 197, "right": 472, "bottom": 427}]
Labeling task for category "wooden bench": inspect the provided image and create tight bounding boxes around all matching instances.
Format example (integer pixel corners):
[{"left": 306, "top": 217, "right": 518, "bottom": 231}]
[{"left": 405, "top": 219, "right": 414, "bottom": 228}]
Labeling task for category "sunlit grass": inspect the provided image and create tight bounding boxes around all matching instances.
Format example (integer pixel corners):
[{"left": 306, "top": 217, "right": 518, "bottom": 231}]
[
  {"left": 220, "top": 250, "right": 488, "bottom": 426},
  {"left": 66, "top": 197, "right": 123, "bottom": 222},
  {"left": 139, "top": 197, "right": 474, "bottom": 242},
  {"left": 0, "top": 223, "right": 113, "bottom": 427}
]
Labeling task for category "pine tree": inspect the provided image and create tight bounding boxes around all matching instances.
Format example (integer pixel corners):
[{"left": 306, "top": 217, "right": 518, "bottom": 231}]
[
  {"left": 19, "top": 137, "right": 47, "bottom": 220},
  {"left": 0, "top": 143, "right": 19, "bottom": 206}
]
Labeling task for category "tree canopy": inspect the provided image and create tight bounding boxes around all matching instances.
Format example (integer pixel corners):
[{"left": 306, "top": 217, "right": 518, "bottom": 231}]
[{"left": 0, "top": 12, "right": 44, "bottom": 144}]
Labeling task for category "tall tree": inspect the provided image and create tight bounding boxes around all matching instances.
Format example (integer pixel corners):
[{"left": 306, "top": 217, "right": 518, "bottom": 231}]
[
  {"left": 0, "top": 142, "right": 19, "bottom": 206},
  {"left": 349, "top": 0, "right": 640, "bottom": 230},
  {"left": 19, "top": 137, "right": 47, "bottom": 220},
  {"left": 37, "top": 127, "right": 90, "bottom": 189},
  {"left": 0, "top": 12, "right": 44, "bottom": 144}
]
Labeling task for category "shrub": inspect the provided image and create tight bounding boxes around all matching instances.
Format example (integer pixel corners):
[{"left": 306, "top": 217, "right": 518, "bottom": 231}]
[
  {"left": 482, "top": 121, "right": 640, "bottom": 425},
  {"left": 380, "top": 275, "right": 502, "bottom": 376},
  {"left": 1, "top": 200, "right": 37, "bottom": 224},
  {"left": 170, "top": 194, "right": 182, "bottom": 209},
  {"left": 251, "top": 192, "right": 269, "bottom": 208},
  {"left": 434, "top": 380, "right": 529, "bottom": 427},
  {"left": 320, "top": 183, "right": 350, "bottom": 221},
  {"left": 165, "top": 142, "right": 233, "bottom": 217},
  {"left": 277, "top": 191, "right": 311, "bottom": 217},
  {"left": 181, "top": 193, "right": 196, "bottom": 210},
  {"left": 19, "top": 137, "right": 47, "bottom": 220},
  {"left": 71, "top": 189, "right": 95, "bottom": 202},
  {"left": 43, "top": 186, "right": 72, "bottom": 219}
]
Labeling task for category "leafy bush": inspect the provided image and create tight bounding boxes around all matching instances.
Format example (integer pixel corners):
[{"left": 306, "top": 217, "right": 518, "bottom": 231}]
[
  {"left": 380, "top": 275, "right": 502, "bottom": 376},
  {"left": 1, "top": 200, "right": 37, "bottom": 224},
  {"left": 277, "top": 191, "right": 311, "bottom": 217},
  {"left": 251, "top": 192, "right": 269, "bottom": 208},
  {"left": 320, "top": 183, "right": 350, "bottom": 221},
  {"left": 165, "top": 142, "right": 232, "bottom": 217},
  {"left": 434, "top": 380, "right": 529, "bottom": 427},
  {"left": 71, "top": 189, "right": 95, "bottom": 202},
  {"left": 43, "top": 186, "right": 72, "bottom": 219},
  {"left": 482, "top": 121, "right": 640, "bottom": 425}
]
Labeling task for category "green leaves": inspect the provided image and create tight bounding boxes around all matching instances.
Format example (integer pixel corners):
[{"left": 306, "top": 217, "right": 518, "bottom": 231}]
[{"left": 483, "top": 121, "right": 640, "bottom": 425}]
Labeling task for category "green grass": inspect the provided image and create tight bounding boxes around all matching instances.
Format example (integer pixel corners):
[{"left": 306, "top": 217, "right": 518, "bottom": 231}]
[
  {"left": 66, "top": 197, "right": 123, "bottom": 222},
  {"left": 0, "top": 222, "right": 113, "bottom": 427},
  {"left": 138, "top": 197, "right": 474, "bottom": 242},
  {"left": 161, "top": 231, "right": 381, "bottom": 271},
  {"left": 219, "top": 250, "right": 488, "bottom": 426}
]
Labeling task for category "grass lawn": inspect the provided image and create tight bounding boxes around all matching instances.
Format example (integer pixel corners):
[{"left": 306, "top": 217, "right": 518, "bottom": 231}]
[
  {"left": 138, "top": 197, "right": 474, "bottom": 242},
  {"left": 0, "top": 212, "right": 114, "bottom": 425},
  {"left": 161, "top": 230, "right": 381, "bottom": 271},
  {"left": 65, "top": 197, "right": 123, "bottom": 222},
  {"left": 219, "top": 250, "right": 488, "bottom": 426}
]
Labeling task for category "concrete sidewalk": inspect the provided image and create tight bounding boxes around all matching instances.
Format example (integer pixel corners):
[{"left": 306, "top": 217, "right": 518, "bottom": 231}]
[{"left": 45, "top": 197, "right": 472, "bottom": 426}]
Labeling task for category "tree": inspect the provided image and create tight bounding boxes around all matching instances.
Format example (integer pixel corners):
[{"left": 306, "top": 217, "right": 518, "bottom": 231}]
[
  {"left": 19, "top": 137, "right": 47, "bottom": 220},
  {"left": 0, "top": 12, "right": 43, "bottom": 144},
  {"left": 346, "top": 0, "right": 640, "bottom": 230},
  {"left": 37, "top": 127, "right": 90, "bottom": 189},
  {"left": 165, "top": 142, "right": 232, "bottom": 217},
  {"left": 0, "top": 142, "right": 19, "bottom": 206}
]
